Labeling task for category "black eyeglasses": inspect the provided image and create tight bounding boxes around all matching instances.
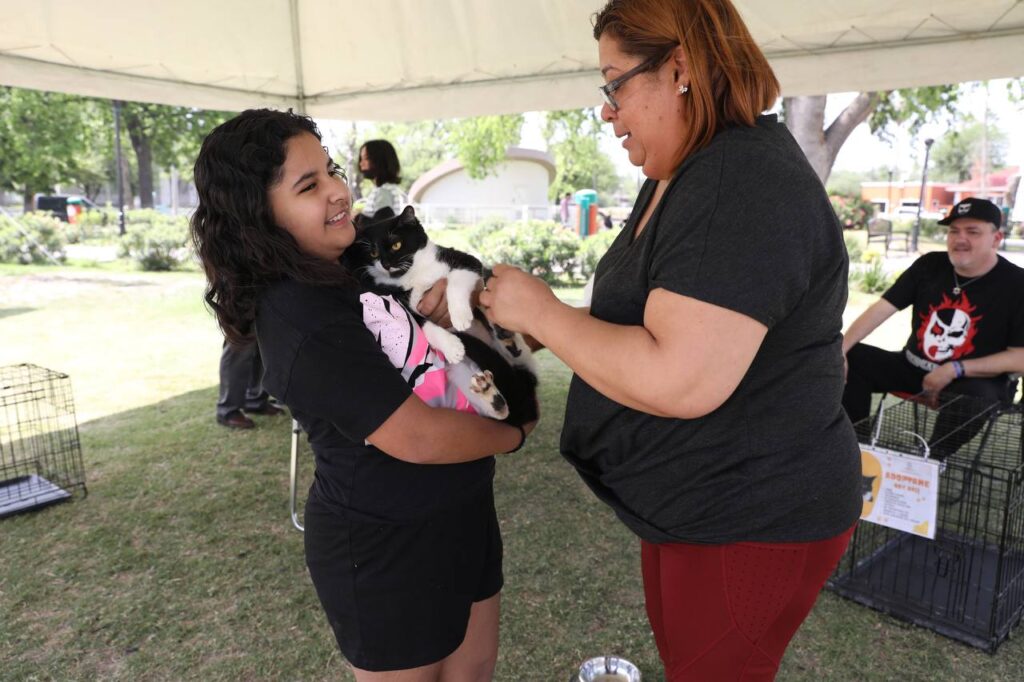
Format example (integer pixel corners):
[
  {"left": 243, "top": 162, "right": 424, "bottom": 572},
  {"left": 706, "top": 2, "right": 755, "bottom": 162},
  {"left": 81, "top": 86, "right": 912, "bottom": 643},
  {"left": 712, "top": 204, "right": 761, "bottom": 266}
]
[{"left": 598, "top": 51, "right": 672, "bottom": 111}]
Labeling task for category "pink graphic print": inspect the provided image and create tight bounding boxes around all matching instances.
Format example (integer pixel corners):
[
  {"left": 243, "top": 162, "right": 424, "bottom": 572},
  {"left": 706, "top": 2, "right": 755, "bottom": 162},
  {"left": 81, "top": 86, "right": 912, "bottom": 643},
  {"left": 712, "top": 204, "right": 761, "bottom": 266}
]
[{"left": 360, "top": 293, "right": 475, "bottom": 413}]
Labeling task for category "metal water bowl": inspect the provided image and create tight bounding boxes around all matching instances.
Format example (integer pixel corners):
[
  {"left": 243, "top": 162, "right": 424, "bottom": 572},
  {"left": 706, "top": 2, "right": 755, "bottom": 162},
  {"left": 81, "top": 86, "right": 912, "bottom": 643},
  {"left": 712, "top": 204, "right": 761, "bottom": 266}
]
[{"left": 575, "top": 655, "right": 641, "bottom": 682}]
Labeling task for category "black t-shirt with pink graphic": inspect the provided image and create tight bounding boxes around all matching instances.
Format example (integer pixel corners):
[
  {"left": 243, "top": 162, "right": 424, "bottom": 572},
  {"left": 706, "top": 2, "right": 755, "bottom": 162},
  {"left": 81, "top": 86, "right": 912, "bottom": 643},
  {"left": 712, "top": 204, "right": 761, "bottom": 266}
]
[
  {"left": 882, "top": 252, "right": 1024, "bottom": 372},
  {"left": 255, "top": 278, "right": 494, "bottom": 524}
]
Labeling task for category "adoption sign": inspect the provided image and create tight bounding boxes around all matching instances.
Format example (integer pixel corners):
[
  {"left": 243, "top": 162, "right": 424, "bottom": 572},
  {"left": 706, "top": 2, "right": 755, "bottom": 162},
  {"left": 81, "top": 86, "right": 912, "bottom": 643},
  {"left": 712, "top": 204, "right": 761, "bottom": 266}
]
[{"left": 859, "top": 445, "right": 940, "bottom": 539}]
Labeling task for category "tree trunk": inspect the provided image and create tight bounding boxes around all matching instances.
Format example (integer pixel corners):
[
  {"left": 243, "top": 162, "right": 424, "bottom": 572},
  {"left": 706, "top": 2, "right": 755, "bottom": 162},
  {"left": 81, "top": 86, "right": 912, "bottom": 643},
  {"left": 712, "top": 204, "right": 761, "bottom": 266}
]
[
  {"left": 22, "top": 186, "right": 34, "bottom": 214},
  {"left": 124, "top": 110, "right": 155, "bottom": 208},
  {"left": 782, "top": 92, "right": 881, "bottom": 185}
]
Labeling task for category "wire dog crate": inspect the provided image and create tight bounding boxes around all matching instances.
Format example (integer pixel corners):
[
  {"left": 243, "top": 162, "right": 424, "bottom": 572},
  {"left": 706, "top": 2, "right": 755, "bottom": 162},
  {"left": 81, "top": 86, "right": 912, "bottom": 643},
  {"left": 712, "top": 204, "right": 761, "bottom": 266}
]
[
  {"left": 0, "top": 364, "right": 87, "bottom": 517},
  {"left": 828, "top": 392, "right": 1024, "bottom": 652}
]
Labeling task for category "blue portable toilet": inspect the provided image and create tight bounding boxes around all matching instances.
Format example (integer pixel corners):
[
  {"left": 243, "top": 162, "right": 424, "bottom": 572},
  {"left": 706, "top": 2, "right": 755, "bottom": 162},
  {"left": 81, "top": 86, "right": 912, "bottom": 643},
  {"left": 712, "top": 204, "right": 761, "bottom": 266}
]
[{"left": 574, "top": 189, "right": 599, "bottom": 236}]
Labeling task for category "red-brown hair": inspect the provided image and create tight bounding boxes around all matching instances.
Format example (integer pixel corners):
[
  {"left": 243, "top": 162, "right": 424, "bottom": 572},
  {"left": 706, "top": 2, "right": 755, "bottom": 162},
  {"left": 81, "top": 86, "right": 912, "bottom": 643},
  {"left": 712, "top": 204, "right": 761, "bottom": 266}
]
[{"left": 593, "top": 0, "right": 779, "bottom": 167}]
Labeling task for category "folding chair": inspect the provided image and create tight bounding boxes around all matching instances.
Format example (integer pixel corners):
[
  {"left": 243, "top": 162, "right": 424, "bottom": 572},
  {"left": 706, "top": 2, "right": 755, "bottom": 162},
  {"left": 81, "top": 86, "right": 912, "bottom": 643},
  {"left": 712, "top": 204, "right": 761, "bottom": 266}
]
[{"left": 289, "top": 418, "right": 304, "bottom": 532}]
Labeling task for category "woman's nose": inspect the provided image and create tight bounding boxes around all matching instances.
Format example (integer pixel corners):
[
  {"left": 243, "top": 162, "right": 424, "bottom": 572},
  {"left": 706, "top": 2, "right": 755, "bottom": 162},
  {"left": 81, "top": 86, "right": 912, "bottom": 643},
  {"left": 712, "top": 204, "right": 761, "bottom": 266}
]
[{"left": 600, "top": 102, "right": 616, "bottom": 122}]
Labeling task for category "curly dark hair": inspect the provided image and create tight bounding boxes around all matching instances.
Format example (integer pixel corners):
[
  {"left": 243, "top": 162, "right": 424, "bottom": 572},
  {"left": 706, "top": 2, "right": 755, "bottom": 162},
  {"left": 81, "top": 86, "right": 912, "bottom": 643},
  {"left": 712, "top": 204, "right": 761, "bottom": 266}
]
[
  {"left": 360, "top": 139, "right": 402, "bottom": 186},
  {"left": 190, "top": 108, "right": 356, "bottom": 344}
]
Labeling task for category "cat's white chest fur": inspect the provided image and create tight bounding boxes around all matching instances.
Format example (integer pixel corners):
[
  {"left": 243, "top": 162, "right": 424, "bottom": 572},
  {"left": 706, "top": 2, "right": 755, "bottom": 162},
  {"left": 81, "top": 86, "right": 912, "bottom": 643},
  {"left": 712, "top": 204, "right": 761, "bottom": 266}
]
[{"left": 372, "top": 241, "right": 479, "bottom": 331}]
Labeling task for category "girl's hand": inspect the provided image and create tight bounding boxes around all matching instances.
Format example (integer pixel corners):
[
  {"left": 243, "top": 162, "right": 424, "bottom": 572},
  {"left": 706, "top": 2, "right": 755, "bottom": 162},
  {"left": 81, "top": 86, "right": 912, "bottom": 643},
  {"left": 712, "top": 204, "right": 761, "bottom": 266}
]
[
  {"left": 417, "top": 278, "right": 451, "bottom": 328},
  {"left": 479, "top": 264, "right": 559, "bottom": 336}
]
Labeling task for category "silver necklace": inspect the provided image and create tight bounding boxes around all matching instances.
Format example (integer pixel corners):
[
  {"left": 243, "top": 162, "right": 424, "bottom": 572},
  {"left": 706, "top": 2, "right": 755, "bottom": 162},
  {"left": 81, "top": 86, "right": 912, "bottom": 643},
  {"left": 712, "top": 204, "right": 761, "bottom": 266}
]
[{"left": 952, "top": 269, "right": 990, "bottom": 295}]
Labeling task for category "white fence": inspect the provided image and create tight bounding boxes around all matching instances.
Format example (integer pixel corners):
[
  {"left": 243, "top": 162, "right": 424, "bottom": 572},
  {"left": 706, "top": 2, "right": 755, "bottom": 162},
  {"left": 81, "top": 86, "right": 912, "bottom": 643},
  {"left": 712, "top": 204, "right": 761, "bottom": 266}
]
[{"left": 413, "top": 203, "right": 556, "bottom": 227}]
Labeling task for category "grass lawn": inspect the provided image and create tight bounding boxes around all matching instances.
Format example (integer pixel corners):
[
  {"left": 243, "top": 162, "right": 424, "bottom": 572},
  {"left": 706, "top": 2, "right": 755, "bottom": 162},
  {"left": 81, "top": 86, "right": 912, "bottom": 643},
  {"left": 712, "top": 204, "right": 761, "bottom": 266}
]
[{"left": 1, "top": 264, "right": 1022, "bottom": 681}]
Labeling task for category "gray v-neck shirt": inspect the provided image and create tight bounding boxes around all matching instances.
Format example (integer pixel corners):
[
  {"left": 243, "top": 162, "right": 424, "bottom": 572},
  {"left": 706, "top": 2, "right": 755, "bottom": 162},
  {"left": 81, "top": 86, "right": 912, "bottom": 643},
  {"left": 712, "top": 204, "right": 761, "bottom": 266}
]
[{"left": 560, "top": 115, "right": 862, "bottom": 544}]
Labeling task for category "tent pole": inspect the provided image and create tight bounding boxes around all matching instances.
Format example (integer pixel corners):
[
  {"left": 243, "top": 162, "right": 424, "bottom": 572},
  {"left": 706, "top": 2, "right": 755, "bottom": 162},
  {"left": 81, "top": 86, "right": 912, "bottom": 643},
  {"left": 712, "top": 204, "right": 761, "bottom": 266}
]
[
  {"left": 113, "top": 99, "right": 126, "bottom": 236},
  {"left": 289, "top": 0, "right": 306, "bottom": 114}
]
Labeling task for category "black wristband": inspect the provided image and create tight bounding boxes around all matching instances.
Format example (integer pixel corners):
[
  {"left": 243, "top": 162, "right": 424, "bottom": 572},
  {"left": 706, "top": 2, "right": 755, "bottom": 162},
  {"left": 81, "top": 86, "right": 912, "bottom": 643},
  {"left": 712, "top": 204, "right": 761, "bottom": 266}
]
[{"left": 504, "top": 424, "right": 527, "bottom": 453}]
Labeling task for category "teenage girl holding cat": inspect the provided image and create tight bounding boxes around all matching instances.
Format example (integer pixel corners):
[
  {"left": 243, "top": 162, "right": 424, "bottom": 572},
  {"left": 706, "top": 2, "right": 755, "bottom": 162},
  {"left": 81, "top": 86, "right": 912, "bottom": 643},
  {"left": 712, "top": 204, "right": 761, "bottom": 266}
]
[
  {"left": 478, "top": 0, "right": 861, "bottom": 679},
  {"left": 190, "top": 109, "right": 533, "bottom": 681}
]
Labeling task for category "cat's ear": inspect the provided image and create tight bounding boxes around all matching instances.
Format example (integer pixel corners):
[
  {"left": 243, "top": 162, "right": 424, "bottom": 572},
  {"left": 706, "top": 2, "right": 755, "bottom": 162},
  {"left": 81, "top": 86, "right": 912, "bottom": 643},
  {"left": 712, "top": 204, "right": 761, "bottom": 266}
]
[
  {"left": 371, "top": 207, "right": 396, "bottom": 222},
  {"left": 399, "top": 205, "right": 416, "bottom": 222}
]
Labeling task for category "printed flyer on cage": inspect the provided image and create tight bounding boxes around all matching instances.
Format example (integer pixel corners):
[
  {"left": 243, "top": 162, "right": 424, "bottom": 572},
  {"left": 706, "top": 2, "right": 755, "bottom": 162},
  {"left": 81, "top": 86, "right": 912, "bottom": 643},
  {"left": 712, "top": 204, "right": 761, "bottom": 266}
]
[{"left": 859, "top": 445, "right": 940, "bottom": 539}]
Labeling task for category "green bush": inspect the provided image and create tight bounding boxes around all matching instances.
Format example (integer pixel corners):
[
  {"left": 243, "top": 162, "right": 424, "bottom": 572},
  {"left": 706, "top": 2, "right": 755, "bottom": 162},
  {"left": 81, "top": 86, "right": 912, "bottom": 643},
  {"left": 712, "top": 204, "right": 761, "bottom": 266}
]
[
  {"left": 73, "top": 207, "right": 122, "bottom": 244},
  {"left": 891, "top": 216, "right": 943, "bottom": 243},
  {"left": 118, "top": 211, "right": 191, "bottom": 271},
  {"left": 851, "top": 261, "right": 892, "bottom": 294},
  {"left": 829, "top": 194, "right": 876, "bottom": 230},
  {"left": 0, "top": 212, "right": 67, "bottom": 265},
  {"left": 579, "top": 228, "right": 620, "bottom": 280},
  {"left": 919, "top": 218, "right": 944, "bottom": 241},
  {"left": 476, "top": 220, "right": 581, "bottom": 284},
  {"left": 467, "top": 215, "right": 510, "bottom": 252}
]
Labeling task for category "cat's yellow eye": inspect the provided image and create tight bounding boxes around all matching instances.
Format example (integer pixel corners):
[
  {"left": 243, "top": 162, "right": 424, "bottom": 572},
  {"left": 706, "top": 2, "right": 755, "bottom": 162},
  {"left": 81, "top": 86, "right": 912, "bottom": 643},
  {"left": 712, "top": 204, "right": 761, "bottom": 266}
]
[
  {"left": 390, "top": 241, "right": 402, "bottom": 251},
  {"left": 369, "top": 248, "right": 378, "bottom": 258}
]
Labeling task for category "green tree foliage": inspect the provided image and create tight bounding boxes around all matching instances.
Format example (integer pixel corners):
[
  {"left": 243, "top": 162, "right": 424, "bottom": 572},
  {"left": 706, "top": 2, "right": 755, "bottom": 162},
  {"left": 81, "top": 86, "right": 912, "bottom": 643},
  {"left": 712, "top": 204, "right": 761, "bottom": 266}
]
[
  {"left": 118, "top": 102, "right": 233, "bottom": 207},
  {"left": 361, "top": 120, "right": 450, "bottom": 194},
  {"left": 0, "top": 86, "right": 231, "bottom": 210},
  {"left": 543, "top": 109, "right": 622, "bottom": 203},
  {"left": 867, "top": 86, "right": 962, "bottom": 142},
  {"left": 0, "top": 87, "right": 101, "bottom": 210},
  {"left": 785, "top": 85, "right": 963, "bottom": 183},
  {"left": 446, "top": 115, "right": 524, "bottom": 180},
  {"left": 930, "top": 121, "right": 1009, "bottom": 182},
  {"left": 363, "top": 115, "right": 523, "bottom": 192}
]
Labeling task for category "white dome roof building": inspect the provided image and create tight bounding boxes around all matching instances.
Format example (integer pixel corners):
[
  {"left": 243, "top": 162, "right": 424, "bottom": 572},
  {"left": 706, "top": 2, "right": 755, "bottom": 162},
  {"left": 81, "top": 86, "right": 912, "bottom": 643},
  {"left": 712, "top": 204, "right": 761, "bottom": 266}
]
[{"left": 409, "top": 147, "right": 556, "bottom": 226}]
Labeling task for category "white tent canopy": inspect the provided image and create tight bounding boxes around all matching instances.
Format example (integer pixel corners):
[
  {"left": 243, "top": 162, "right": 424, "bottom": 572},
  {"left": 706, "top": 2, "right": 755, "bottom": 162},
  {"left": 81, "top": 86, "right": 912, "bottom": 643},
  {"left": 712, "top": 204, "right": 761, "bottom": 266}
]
[{"left": 1, "top": 0, "right": 1023, "bottom": 120}]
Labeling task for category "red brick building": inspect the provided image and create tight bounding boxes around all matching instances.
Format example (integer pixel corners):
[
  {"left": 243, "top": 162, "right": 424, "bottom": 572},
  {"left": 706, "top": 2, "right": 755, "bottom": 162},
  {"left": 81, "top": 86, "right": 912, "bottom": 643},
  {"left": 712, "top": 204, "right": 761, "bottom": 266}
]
[{"left": 861, "top": 165, "right": 1020, "bottom": 219}]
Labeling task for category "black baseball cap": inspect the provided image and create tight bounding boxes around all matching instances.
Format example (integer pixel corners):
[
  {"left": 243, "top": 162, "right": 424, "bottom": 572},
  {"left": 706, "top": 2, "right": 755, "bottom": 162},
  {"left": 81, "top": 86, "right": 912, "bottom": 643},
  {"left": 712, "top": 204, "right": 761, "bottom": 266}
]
[{"left": 937, "top": 198, "right": 1003, "bottom": 227}]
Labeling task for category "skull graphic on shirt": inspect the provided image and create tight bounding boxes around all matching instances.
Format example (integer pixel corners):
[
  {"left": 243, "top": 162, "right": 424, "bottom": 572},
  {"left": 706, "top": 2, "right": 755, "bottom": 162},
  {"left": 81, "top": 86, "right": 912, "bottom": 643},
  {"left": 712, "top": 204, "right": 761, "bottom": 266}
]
[{"left": 916, "top": 292, "right": 982, "bottom": 362}]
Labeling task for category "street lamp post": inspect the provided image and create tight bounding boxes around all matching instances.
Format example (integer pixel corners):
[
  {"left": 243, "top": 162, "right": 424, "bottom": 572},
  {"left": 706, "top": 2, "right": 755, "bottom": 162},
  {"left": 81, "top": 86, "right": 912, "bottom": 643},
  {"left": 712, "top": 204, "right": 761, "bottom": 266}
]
[
  {"left": 113, "top": 99, "right": 127, "bottom": 236},
  {"left": 887, "top": 169, "right": 894, "bottom": 217},
  {"left": 911, "top": 138, "right": 935, "bottom": 252}
]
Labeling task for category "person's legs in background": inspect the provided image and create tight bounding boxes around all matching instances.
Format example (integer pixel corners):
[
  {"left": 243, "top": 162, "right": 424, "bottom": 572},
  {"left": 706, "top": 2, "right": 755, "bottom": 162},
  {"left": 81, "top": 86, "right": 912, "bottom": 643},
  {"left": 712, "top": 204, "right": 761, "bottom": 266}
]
[
  {"left": 217, "top": 340, "right": 283, "bottom": 428},
  {"left": 929, "top": 376, "right": 1015, "bottom": 460},
  {"left": 842, "top": 344, "right": 925, "bottom": 437}
]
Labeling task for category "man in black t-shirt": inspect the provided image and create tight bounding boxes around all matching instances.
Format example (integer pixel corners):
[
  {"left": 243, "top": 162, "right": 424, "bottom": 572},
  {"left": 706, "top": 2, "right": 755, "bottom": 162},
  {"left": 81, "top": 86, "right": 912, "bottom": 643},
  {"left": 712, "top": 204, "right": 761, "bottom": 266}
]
[{"left": 842, "top": 198, "right": 1024, "bottom": 456}]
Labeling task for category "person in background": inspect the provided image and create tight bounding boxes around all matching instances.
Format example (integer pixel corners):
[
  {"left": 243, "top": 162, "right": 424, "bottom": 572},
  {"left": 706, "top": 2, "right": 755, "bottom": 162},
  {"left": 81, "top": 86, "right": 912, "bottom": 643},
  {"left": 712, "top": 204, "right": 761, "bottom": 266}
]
[
  {"left": 192, "top": 110, "right": 534, "bottom": 680},
  {"left": 560, "top": 191, "right": 572, "bottom": 226},
  {"left": 842, "top": 197, "right": 1024, "bottom": 457},
  {"left": 215, "top": 340, "right": 284, "bottom": 429},
  {"left": 358, "top": 139, "right": 407, "bottom": 216},
  {"left": 478, "top": 0, "right": 861, "bottom": 678}
]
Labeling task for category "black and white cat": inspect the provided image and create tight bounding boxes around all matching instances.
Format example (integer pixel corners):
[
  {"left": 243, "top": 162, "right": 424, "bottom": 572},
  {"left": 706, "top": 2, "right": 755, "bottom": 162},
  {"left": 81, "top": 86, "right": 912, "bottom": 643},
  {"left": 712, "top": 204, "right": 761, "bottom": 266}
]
[
  {"left": 862, "top": 474, "right": 877, "bottom": 503},
  {"left": 352, "top": 206, "right": 537, "bottom": 425}
]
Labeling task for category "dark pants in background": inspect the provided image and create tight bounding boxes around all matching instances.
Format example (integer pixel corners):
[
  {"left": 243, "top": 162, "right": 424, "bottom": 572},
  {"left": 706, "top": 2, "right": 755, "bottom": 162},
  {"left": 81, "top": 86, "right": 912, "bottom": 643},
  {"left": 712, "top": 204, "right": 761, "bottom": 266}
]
[
  {"left": 842, "top": 343, "right": 1014, "bottom": 460},
  {"left": 216, "top": 340, "right": 272, "bottom": 419}
]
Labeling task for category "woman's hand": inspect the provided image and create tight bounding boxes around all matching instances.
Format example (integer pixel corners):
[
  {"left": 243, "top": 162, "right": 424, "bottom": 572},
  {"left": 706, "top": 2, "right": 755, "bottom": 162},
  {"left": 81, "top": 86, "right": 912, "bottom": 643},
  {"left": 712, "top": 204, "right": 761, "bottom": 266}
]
[{"left": 478, "top": 264, "right": 560, "bottom": 337}]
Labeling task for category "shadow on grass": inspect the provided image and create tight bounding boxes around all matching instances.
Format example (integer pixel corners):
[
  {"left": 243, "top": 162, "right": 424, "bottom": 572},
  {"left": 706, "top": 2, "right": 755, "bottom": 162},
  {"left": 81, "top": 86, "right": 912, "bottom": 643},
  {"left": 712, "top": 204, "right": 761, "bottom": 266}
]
[{"left": 1, "top": 365, "right": 1023, "bottom": 681}]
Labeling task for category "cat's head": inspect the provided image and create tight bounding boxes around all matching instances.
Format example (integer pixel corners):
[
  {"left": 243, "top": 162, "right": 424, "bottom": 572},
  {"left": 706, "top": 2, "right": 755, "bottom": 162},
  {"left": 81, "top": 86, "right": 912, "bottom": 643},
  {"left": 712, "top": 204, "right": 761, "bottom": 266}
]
[{"left": 353, "top": 205, "right": 428, "bottom": 276}]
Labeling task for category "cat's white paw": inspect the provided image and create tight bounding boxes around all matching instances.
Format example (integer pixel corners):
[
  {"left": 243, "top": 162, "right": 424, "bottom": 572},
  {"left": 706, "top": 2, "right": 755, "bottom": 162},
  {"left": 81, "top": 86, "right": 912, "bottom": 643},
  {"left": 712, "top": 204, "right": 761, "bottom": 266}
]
[
  {"left": 449, "top": 305, "right": 474, "bottom": 331},
  {"left": 437, "top": 336, "right": 465, "bottom": 364},
  {"left": 423, "top": 321, "right": 465, "bottom": 364}
]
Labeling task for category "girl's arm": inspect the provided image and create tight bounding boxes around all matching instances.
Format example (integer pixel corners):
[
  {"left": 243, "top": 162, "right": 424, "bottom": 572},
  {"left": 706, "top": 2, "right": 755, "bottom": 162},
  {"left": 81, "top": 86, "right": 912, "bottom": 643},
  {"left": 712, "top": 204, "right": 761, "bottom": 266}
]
[{"left": 367, "top": 396, "right": 534, "bottom": 464}]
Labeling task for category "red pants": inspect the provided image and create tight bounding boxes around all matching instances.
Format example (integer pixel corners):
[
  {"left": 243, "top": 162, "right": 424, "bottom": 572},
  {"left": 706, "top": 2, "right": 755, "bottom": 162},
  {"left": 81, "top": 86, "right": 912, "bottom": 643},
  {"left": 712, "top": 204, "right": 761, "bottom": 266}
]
[{"left": 640, "top": 525, "right": 854, "bottom": 681}]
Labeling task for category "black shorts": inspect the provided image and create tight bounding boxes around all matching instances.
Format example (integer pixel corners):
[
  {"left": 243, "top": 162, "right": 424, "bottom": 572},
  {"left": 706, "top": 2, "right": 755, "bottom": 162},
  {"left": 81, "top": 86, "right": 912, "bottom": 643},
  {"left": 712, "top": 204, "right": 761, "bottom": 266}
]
[{"left": 303, "top": 488, "right": 503, "bottom": 672}]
